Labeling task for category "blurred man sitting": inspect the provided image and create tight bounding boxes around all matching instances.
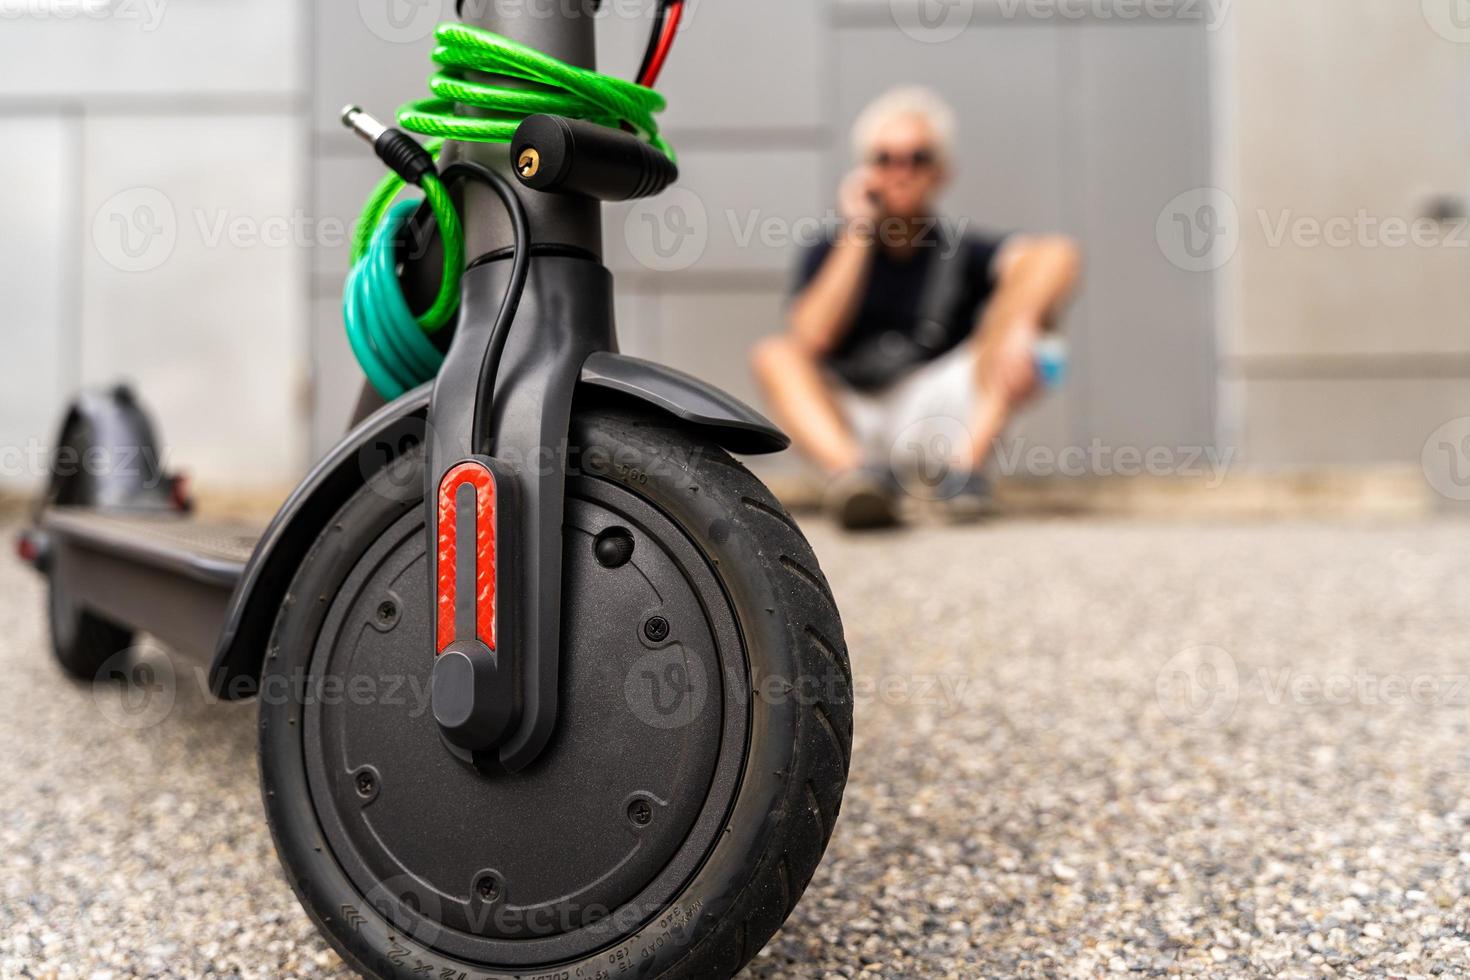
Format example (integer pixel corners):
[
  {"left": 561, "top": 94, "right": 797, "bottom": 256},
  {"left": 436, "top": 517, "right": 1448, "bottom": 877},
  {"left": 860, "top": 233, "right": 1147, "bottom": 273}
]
[{"left": 753, "top": 87, "right": 1081, "bottom": 529}]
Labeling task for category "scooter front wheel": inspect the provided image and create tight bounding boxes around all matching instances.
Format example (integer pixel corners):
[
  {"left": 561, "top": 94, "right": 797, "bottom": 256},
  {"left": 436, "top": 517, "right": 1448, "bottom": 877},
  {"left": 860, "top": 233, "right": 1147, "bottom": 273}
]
[{"left": 259, "top": 406, "right": 852, "bottom": 979}]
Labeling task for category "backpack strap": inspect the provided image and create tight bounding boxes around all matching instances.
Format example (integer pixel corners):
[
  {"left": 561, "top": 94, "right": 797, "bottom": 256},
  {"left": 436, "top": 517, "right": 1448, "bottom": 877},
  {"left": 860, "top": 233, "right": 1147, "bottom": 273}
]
[{"left": 912, "top": 228, "right": 969, "bottom": 353}]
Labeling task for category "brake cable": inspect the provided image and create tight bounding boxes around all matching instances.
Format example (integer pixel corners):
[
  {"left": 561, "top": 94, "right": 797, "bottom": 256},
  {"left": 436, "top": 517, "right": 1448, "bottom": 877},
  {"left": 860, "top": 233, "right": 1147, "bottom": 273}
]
[{"left": 343, "top": 13, "right": 681, "bottom": 399}]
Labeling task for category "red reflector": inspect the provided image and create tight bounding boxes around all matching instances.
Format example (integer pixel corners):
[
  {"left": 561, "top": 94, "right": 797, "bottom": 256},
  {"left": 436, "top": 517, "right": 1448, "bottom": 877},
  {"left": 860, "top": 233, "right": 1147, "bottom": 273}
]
[
  {"left": 436, "top": 461, "right": 497, "bottom": 655},
  {"left": 16, "top": 535, "right": 38, "bottom": 564},
  {"left": 170, "top": 474, "right": 191, "bottom": 512}
]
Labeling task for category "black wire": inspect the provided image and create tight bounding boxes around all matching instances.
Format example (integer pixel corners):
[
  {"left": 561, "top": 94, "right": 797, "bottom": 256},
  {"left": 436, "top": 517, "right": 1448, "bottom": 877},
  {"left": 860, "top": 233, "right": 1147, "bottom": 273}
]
[
  {"left": 439, "top": 161, "right": 532, "bottom": 455},
  {"left": 636, "top": 0, "right": 670, "bottom": 83}
]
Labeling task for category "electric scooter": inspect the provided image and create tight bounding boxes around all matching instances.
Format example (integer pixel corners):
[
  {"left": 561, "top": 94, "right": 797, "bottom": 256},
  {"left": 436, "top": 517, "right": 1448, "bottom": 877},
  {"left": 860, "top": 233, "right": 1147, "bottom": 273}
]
[{"left": 17, "top": 3, "right": 853, "bottom": 977}]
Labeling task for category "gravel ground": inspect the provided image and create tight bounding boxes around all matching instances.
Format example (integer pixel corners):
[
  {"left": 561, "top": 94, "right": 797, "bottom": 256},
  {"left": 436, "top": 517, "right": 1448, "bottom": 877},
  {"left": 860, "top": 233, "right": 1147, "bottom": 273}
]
[{"left": 3, "top": 516, "right": 1470, "bottom": 978}]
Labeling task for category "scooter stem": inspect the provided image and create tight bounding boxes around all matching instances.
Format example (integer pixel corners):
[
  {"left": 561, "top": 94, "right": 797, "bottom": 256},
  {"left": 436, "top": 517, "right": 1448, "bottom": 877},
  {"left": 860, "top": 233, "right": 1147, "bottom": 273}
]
[
  {"left": 424, "top": 1, "right": 624, "bottom": 772},
  {"left": 442, "top": 1, "right": 603, "bottom": 261}
]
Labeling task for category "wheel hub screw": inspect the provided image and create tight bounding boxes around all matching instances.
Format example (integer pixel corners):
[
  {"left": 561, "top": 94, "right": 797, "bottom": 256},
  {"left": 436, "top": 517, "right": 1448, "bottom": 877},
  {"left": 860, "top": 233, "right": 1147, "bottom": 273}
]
[
  {"left": 376, "top": 600, "right": 398, "bottom": 628},
  {"left": 355, "top": 771, "right": 376, "bottom": 797},
  {"left": 476, "top": 875, "right": 501, "bottom": 902},
  {"left": 643, "top": 616, "right": 670, "bottom": 643},
  {"left": 628, "top": 798, "right": 654, "bottom": 827}
]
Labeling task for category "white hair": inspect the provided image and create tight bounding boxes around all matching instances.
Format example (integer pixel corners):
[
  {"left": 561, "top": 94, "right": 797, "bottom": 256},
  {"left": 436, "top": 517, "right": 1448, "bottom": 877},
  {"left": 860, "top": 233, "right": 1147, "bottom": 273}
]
[{"left": 850, "top": 86, "right": 958, "bottom": 166}]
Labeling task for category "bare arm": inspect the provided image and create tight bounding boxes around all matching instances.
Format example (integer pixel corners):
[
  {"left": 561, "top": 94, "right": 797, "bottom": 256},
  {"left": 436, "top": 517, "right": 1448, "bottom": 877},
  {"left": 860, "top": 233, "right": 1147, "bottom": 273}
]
[
  {"left": 986, "top": 234, "right": 1083, "bottom": 335},
  {"left": 977, "top": 235, "right": 1084, "bottom": 404},
  {"left": 787, "top": 238, "right": 875, "bottom": 355},
  {"left": 785, "top": 169, "right": 882, "bottom": 356}
]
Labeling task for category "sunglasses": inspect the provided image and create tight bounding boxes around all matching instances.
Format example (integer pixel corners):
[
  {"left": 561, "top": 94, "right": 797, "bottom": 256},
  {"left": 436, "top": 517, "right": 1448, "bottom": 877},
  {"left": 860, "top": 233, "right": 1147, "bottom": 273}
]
[{"left": 869, "top": 148, "right": 938, "bottom": 172}]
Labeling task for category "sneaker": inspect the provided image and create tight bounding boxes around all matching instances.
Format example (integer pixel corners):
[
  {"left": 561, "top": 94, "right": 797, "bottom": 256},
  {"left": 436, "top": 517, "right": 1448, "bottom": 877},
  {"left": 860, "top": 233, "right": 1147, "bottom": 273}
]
[
  {"left": 936, "top": 470, "right": 999, "bottom": 523},
  {"left": 824, "top": 466, "right": 900, "bottom": 531}
]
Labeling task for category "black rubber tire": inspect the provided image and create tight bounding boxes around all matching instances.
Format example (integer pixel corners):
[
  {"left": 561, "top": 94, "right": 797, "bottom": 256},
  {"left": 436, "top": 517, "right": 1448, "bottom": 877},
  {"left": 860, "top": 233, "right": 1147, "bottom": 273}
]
[
  {"left": 259, "top": 406, "right": 854, "bottom": 980},
  {"left": 47, "top": 576, "right": 135, "bottom": 680}
]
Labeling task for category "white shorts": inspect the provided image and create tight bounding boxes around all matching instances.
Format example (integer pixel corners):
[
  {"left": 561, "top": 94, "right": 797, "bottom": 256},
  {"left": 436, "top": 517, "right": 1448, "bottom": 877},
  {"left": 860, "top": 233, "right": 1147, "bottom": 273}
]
[{"left": 832, "top": 344, "right": 980, "bottom": 469}]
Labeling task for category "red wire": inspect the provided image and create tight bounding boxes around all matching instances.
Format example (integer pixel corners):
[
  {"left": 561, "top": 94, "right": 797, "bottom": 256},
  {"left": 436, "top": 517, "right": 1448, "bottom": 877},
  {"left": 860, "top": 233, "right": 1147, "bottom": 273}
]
[{"left": 639, "top": 1, "right": 684, "bottom": 88}]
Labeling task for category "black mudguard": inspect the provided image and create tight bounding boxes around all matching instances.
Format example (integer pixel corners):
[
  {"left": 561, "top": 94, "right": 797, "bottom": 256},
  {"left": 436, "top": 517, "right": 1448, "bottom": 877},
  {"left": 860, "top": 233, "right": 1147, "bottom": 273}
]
[
  {"left": 208, "top": 359, "right": 788, "bottom": 699},
  {"left": 579, "top": 352, "right": 789, "bottom": 455},
  {"left": 44, "top": 385, "right": 175, "bottom": 511}
]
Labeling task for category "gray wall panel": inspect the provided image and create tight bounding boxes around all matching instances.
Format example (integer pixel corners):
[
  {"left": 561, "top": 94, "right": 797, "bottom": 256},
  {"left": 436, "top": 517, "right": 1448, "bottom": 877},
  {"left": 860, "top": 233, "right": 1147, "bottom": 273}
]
[
  {"left": 0, "top": 0, "right": 301, "bottom": 100},
  {"left": 1072, "top": 22, "right": 1215, "bottom": 452},
  {"left": 654, "top": 0, "right": 827, "bottom": 132},
  {"left": 312, "top": 153, "right": 391, "bottom": 285},
  {"left": 313, "top": 2, "right": 439, "bottom": 142},
  {"left": 0, "top": 116, "right": 76, "bottom": 491},
  {"left": 81, "top": 114, "right": 309, "bottom": 488},
  {"left": 605, "top": 147, "right": 824, "bottom": 275}
]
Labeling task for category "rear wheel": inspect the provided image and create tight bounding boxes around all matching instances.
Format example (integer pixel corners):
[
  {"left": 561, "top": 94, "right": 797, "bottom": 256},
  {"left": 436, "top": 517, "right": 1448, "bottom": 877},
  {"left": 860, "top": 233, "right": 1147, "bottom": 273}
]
[
  {"left": 259, "top": 407, "right": 853, "bottom": 979},
  {"left": 48, "top": 574, "right": 134, "bottom": 680}
]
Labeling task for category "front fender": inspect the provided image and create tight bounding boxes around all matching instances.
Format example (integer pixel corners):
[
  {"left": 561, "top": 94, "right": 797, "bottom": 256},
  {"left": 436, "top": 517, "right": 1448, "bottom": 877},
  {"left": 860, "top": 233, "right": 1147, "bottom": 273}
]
[
  {"left": 211, "top": 355, "right": 786, "bottom": 700},
  {"left": 208, "top": 385, "right": 432, "bottom": 699},
  {"left": 578, "top": 352, "right": 789, "bottom": 455}
]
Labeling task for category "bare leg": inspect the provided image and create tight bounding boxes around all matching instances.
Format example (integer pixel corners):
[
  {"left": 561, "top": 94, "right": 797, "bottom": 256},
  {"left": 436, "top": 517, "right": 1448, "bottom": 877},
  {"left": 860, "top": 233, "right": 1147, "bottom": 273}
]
[
  {"left": 751, "top": 336, "right": 864, "bottom": 475},
  {"left": 966, "top": 391, "right": 1013, "bottom": 472},
  {"left": 963, "top": 333, "right": 1039, "bottom": 471}
]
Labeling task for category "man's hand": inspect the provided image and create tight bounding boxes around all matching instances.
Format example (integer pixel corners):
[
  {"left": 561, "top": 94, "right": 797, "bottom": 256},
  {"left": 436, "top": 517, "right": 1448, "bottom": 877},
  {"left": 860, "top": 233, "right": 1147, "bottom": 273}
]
[{"left": 838, "top": 167, "right": 882, "bottom": 227}]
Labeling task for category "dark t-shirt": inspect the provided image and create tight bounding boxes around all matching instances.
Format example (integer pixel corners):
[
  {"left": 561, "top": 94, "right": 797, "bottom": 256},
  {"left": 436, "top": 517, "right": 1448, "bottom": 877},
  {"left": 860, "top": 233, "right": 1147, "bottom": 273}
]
[{"left": 793, "top": 227, "right": 1007, "bottom": 392}]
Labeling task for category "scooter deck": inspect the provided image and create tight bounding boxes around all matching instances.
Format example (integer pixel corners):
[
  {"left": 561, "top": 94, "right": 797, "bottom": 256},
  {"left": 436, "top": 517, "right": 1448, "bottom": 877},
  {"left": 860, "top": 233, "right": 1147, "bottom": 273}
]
[{"left": 42, "top": 508, "right": 263, "bottom": 662}]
